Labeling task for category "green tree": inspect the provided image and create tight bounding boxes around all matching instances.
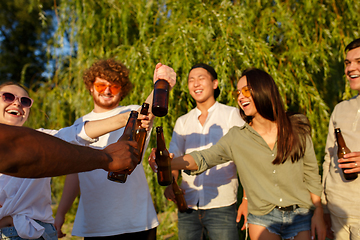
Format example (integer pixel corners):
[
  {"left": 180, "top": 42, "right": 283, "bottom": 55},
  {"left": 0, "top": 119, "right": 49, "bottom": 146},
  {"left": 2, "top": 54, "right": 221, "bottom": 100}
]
[
  {"left": 0, "top": 0, "right": 57, "bottom": 85},
  {"left": 25, "top": 0, "right": 360, "bottom": 239}
]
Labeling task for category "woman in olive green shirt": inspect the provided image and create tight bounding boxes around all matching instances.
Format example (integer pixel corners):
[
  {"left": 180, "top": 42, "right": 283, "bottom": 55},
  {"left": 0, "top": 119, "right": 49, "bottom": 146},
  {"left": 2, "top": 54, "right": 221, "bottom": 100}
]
[{"left": 152, "top": 68, "right": 326, "bottom": 240}]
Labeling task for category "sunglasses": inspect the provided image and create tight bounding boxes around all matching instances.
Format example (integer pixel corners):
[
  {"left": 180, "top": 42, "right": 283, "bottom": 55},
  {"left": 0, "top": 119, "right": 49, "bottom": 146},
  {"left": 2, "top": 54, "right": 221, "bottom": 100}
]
[
  {"left": 0, "top": 92, "right": 33, "bottom": 108},
  {"left": 232, "top": 85, "right": 252, "bottom": 99},
  {"left": 94, "top": 82, "right": 121, "bottom": 95}
]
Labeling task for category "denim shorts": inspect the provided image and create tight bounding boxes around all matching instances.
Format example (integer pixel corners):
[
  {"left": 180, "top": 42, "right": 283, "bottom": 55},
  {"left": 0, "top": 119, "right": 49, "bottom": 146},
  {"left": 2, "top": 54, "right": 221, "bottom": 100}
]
[
  {"left": 0, "top": 220, "right": 57, "bottom": 240},
  {"left": 247, "top": 207, "right": 313, "bottom": 239}
]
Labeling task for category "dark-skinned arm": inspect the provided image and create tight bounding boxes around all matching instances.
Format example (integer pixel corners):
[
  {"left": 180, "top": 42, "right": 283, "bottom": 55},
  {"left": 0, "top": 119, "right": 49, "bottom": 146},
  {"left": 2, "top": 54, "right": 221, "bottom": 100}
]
[{"left": 0, "top": 124, "right": 139, "bottom": 178}]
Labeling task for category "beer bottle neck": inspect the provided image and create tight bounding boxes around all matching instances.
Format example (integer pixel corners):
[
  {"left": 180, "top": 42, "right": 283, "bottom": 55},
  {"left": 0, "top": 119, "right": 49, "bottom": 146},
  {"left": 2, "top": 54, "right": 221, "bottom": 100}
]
[
  {"left": 156, "top": 131, "right": 166, "bottom": 150},
  {"left": 140, "top": 103, "right": 149, "bottom": 115},
  {"left": 136, "top": 104, "right": 149, "bottom": 130},
  {"left": 122, "top": 111, "right": 138, "bottom": 141},
  {"left": 335, "top": 132, "right": 346, "bottom": 148}
]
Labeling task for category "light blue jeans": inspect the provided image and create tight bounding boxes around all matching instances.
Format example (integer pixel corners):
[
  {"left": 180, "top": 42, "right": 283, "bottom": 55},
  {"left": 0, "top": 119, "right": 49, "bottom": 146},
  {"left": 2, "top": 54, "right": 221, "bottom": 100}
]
[
  {"left": 0, "top": 221, "right": 57, "bottom": 240},
  {"left": 247, "top": 207, "right": 313, "bottom": 239},
  {"left": 178, "top": 203, "right": 239, "bottom": 240}
]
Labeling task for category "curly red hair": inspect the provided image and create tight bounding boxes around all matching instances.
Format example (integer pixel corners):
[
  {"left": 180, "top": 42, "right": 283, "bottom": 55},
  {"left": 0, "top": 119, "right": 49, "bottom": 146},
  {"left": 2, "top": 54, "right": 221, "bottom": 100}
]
[{"left": 83, "top": 59, "right": 133, "bottom": 101}]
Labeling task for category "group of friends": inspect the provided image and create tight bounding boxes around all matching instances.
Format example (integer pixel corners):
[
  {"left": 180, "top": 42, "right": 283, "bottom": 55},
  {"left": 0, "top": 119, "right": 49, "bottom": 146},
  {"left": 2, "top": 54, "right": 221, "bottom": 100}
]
[{"left": 0, "top": 37, "right": 359, "bottom": 240}]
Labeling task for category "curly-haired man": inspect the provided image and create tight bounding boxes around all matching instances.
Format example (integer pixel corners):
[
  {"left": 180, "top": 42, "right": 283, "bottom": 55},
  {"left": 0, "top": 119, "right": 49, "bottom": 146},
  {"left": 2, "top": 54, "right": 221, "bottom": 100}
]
[{"left": 55, "top": 59, "right": 176, "bottom": 240}]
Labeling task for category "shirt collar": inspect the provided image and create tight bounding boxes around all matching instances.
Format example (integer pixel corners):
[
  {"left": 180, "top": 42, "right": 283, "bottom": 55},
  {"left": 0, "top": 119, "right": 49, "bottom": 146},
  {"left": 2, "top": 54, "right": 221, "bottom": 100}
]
[
  {"left": 242, "top": 122, "right": 278, "bottom": 151},
  {"left": 195, "top": 101, "right": 218, "bottom": 118}
]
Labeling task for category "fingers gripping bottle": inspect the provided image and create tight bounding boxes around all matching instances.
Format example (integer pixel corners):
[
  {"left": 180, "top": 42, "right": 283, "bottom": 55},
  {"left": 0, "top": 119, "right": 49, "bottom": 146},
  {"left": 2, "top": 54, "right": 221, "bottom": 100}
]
[
  {"left": 108, "top": 111, "right": 138, "bottom": 183},
  {"left": 335, "top": 128, "right": 358, "bottom": 181}
]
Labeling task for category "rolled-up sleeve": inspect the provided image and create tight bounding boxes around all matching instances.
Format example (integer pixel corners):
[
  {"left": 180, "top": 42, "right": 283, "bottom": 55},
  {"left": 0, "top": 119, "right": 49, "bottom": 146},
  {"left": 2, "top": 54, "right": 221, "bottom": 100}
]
[{"left": 37, "top": 122, "right": 98, "bottom": 145}]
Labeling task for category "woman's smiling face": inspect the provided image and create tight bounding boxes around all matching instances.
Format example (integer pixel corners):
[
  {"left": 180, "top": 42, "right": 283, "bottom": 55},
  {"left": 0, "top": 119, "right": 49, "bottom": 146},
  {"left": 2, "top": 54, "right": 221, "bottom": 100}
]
[
  {"left": 237, "top": 76, "right": 257, "bottom": 118},
  {"left": 0, "top": 85, "right": 31, "bottom": 126}
]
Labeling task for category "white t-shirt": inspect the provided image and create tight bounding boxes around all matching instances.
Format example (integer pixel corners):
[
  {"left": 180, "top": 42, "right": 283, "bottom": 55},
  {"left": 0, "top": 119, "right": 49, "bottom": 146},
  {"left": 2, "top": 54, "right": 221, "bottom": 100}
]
[
  {"left": 0, "top": 124, "right": 87, "bottom": 238},
  {"left": 169, "top": 102, "right": 244, "bottom": 209},
  {"left": 70, "top": 105, "right": 158, "bottom": 237},
  {"left": 0, "top": 176, "right": 52, "bottom": 239}
]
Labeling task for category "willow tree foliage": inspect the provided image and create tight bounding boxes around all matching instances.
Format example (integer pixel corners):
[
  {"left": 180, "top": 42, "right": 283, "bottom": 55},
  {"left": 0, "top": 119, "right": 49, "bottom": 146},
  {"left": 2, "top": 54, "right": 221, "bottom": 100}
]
[
  {"left": 0, "top": 0, "right": 57, "bottom": 85},
  {"left": 24, "top": 0, "right": 359, "bottom": 238}
]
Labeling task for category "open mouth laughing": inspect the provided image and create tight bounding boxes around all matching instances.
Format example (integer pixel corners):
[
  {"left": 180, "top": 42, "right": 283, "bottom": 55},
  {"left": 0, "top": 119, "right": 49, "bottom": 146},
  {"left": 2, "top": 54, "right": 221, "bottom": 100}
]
[
  {"left": 349, "top": 74, "right": 360, "bottom": 79},
  {"left": 241, "top": 101, "right": 250, "bottom": 107},
  {"left": 6, "top": 109, "right": 22, "bottom": 116}
]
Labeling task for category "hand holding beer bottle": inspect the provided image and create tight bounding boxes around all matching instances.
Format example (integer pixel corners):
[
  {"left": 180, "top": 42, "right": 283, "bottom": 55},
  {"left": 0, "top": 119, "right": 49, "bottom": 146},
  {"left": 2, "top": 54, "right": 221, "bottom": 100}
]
[
  {"left": 108, "top": 111, "right": 138, "bottom": 183},
  {"left": 335, "top": 128, "right": 358, "bottom": 181},
  {"left": 152, "top": 79, "right": 169, "bottom": 117},
  {"left": 151, "top": 63, "right": 176, "bottom": 117}
]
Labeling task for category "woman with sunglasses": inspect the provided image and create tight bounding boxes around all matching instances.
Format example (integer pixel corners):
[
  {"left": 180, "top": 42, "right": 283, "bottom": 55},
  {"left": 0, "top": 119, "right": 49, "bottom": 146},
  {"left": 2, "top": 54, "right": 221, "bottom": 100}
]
[
  {"left": 0, "top": 82, "right": 59, "bottom": 240},
  {"left": 0, "top": 82, "right": 152, "bottom": 240},
  {"left": 151, "top": 68, "right": 326, "bottom": 240}
]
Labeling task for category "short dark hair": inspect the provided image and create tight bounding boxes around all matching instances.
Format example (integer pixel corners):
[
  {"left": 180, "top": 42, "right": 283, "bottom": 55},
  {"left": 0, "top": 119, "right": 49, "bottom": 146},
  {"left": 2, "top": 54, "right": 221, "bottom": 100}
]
[
  {"left": 345, "top": 38, "right": 360, "bottom": 52},
  {"left": 189, "top": 63, "right": 220, "bottom": 99}
]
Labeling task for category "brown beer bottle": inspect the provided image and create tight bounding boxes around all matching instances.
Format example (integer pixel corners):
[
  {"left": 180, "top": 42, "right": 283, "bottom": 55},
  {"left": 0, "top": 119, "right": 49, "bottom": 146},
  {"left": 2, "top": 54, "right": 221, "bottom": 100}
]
[
  {"left": 155, "top": 126, "right": 172, "bottom": 186},
  {"left": 152, "top": 79, "right": 169, "bottom": 117},
  {"left": 108, "top": 111, "right": 138, "bottom": 183},
  {"left": 335, "top": 128, "right": 358, "bottom": 181},
  {"left": 172, "top": 176, "right": 188, "bottom": 213},
  {"left": 135, "top": 103, "right": 149, "bottom": 164}
]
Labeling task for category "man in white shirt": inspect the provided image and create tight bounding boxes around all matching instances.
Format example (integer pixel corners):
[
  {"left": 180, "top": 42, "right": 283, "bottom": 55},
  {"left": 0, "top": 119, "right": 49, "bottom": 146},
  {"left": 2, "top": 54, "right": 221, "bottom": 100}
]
[
  {"left": 322, "top": 38, "right": 360, "bottom": 240},
  {"left": 164, "top": 63, "right": 245, "bottom": 239},
  {"left": 54, "top": 59, "right": 176, "bottom": 240}
]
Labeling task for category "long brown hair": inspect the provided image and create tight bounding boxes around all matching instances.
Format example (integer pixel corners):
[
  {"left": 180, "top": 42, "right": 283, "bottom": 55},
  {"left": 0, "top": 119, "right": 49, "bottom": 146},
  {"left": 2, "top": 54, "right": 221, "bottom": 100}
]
[{"left": 239, "top": 68, "right": 310, "bottom": 164}]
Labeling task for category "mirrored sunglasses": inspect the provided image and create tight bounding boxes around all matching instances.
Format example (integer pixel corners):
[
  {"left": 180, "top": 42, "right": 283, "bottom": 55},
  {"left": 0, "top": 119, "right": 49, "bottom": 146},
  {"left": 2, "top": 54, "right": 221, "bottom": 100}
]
[
  {"left": 0, "top": 92, "right": 33, "bottom": 108},
  {"left": 94, "top": 82, "right": 121, "bottom": 95},
  {"left": 232, "top": 86, "right": 252, "bottom": 99}
]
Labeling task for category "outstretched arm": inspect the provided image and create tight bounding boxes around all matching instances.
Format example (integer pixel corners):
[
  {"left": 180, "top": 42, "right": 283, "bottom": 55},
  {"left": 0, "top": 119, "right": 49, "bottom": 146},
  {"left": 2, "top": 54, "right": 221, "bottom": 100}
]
[
  {"left": 83, "top": 111, "right": 151, "bottom": 139},
  {"left": 0, "top": 124, "right": 139, "bottom": 178},
  {"left": 148, "top": 148, "right": 198, "bottom": 173}
]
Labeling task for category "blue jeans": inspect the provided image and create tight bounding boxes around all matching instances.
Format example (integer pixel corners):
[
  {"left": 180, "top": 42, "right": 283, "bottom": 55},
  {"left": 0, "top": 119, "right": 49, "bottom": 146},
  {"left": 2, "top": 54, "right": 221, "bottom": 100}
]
[
  {"left": 178, "top": 203, "right": 239, "bottom": 240},
  {"left": 247, "top": 207, "right": 313, "bottom": 239},
  {"left": 0, "top": 221, "right": 57, "bottom": 240}
]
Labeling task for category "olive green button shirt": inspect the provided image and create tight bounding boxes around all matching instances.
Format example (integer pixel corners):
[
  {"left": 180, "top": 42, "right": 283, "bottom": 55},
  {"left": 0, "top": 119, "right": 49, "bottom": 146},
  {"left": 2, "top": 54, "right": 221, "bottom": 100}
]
[{"left": 189, "top": 122, "right": 323, "bottom": 216}]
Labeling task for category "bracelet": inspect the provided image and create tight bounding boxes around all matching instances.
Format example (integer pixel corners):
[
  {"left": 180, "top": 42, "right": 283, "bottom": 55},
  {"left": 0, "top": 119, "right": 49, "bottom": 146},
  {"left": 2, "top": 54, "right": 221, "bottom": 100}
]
[{"left": 243, "top": 197, "right": 248, "bottom": 200}]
